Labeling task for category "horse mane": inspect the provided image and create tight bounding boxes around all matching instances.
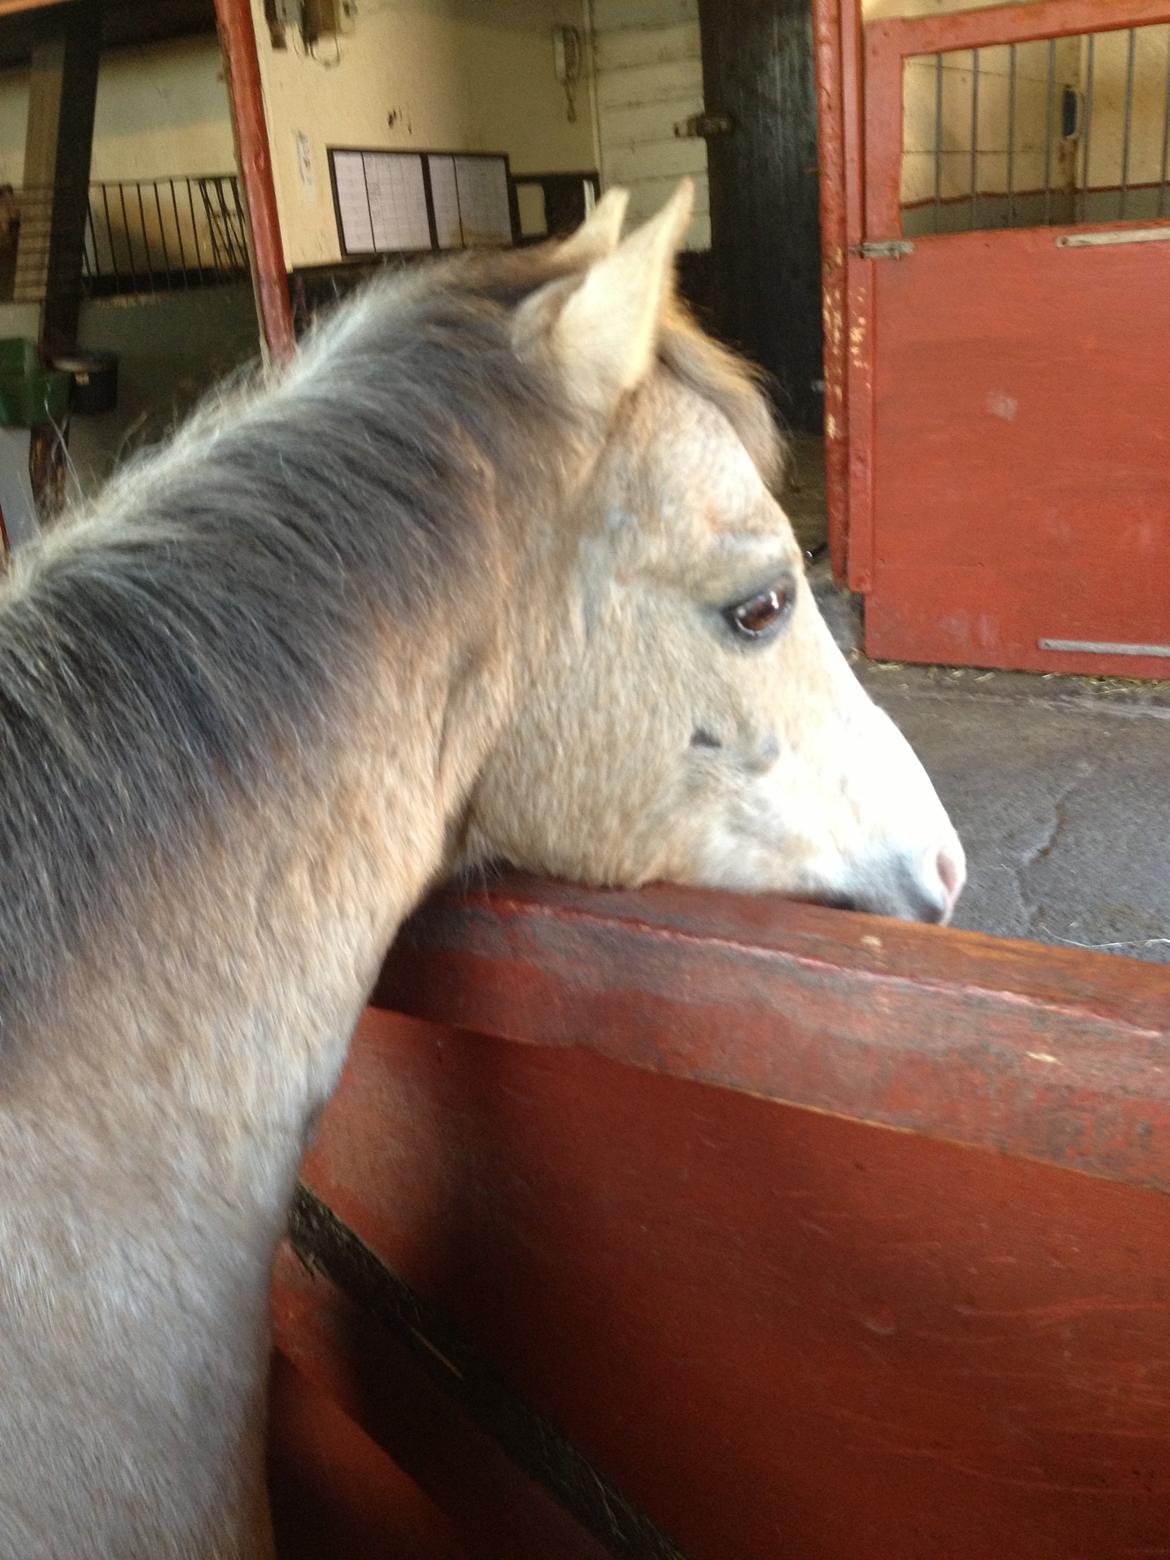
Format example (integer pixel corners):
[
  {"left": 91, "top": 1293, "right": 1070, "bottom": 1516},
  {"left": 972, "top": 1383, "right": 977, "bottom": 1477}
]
[
  {"left": 0, "top": 253, "right": 571, "bottom": 1025},
  {"left": 0, "top": 239, "right": 781, "bottom": 1027}
]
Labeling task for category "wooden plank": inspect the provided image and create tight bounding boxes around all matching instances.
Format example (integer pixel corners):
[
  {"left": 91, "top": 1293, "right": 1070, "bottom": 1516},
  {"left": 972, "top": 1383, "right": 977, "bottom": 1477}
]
[
  {"left": 214, "top": 0, "right": 294, "bottom": 362},
  {"left": 598, "top": 97, "right": 703, "bottom": 147},
  {"left": 0, "top": 0, "right": 69, "bottom": 16},
  {"left": 596, "top": 57, "right": 704, "bottom": 111},
  {"left": 375, "top": 877, "right": 1170, "bottom": 1193},
  {"left": 270, "top": 1242, "right": 646, "bottom": 1559},
  {"left": 871, "top": 0, "right": 1170, "bottom": 61},
  {"left": 601, "top": 136, "right": 707, "bottom": 184},
  {"left": 699, "top": 0, "right": 826, "bottom": 430},
  {"left": 591, "top": 0, "right": 696, "bottom": 33},
  {"left": 15, "top": 0, "right": 100, "bottom": 348},
  {"left": 268, "top": 1352, "right": 473, "bottom": 1560},
  {"left": 592, "top": 20, "right": 699, "bottom": 72},
  {"left": 300, "top": 1000, "right": 1170, "bottom": 1560},
  {"left": 813, "top": 0, "right": 848, "bottom": 580},
  {"left": 864, "top": 224, "right": 1170, "bottom": 676}
]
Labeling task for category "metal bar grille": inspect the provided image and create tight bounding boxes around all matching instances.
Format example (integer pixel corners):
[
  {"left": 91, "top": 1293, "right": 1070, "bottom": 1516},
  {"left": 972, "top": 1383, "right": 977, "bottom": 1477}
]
[
  {"left": 902, "top": 19, "right": 1170, "bottom": 238},
  {"left": 1044, "top": 37, "right": 1057, "bottom": 225},
  {"left": 0, "top": 175, "right": 250, "bottom": 303},
  {"left": 1080, "top": 31, "right": 1095, "bottom": 222}
]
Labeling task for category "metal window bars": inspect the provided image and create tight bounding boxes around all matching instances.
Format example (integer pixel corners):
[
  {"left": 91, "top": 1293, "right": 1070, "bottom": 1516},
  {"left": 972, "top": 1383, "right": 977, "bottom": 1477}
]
[
  {"left": 902, "top": 22, "right": 1170, "bottom": 236},
  {"left": 0, "top": 174, "right": 249, "bottom": 303}
]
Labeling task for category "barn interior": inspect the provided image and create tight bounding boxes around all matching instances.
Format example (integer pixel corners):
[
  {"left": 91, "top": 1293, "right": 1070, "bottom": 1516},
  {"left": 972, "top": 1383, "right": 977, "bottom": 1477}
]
[{"left": 0, "top": 4, "right": 1167, "bottom": 1549}]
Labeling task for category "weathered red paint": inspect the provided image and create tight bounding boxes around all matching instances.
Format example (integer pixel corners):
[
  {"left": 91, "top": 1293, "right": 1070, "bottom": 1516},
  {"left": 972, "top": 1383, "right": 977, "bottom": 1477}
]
[
  {"left": 270, "top": 1248, "right": 610, "bottom": 1560},
  {"left": 268, "top": 1351, "right": 472, "bottom": 1559},
  {"left": 853, "top": 0, "right": 1170, "bottom": 672},
  {"left": 864, "top": 225, "right": 1170, "bottom": 675},
  {"left": 268, "top": 877, "right": 1170, "bottom": 1559},
  {"left": 214, "top": 0, "right": 295, "bottom": 364},
  {"left": 812, "top": 0, "right": 849, "bottom": 583},
  {"left": 376, "top": 877, "right": 1170, "bottom": 1192}
]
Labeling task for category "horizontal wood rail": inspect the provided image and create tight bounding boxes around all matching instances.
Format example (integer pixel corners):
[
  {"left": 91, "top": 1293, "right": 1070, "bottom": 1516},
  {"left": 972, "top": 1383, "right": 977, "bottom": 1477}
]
[
  {"left": 271, "top": 877, "right": 1170, "bottom": 1559},
  {"left": 868, "top": 0, "right": 1170, "bottom": 59},
  {"left": 377, "top": 875, "right": 1170, "bottom": 1193}
]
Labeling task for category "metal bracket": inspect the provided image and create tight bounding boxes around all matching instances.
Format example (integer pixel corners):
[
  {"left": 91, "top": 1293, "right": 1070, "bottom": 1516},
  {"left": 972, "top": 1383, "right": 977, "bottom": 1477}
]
[
  {"left": 854, "top": 240, "right": 914, "bottom": 260},
  {"left": 1039, "top": 638, "right": 1170, "bottom": 658},
  {"left": 1056, "top": 227, "right": 1170, "bottom": 249},
  {"left": 674, "top": 112, "right": 734, "bottom": 140}
]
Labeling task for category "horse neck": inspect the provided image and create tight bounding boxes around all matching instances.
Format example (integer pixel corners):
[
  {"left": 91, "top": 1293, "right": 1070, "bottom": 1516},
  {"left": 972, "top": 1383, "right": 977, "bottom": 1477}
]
[{"left": 23, "top": 634, "right": 507, "bottom": 1209}]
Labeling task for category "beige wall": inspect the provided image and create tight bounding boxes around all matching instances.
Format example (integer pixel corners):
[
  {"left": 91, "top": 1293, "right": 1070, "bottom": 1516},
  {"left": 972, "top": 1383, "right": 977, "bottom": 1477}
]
[
  {"left": 0, "top": 36, "right": 235, "bottom": 189},
  {"left": 590, "top": 0, "right": 709, "bottom": 251},
  {"left": 251, "top": 0, "right": 597, "bottom": 269},
  {"left": 882, "top": 0, "right": 1170, "bottom": 218},
  {"left": 1079, "top": 25, "right": 1170, "bottom": 195}
]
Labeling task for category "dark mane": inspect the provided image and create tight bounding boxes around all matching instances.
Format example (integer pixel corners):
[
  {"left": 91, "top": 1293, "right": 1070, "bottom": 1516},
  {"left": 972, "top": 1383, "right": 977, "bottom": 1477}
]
[
  {"left": 0, "top": 238, "right": 783, "bottom": 1028},
  {"left": 0, "top": 252, "right": 570, "bottom": 1024}
]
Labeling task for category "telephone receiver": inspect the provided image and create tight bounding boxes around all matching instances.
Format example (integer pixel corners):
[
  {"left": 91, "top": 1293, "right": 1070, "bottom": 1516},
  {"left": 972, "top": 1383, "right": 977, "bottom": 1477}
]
[{"left": 553, "top": 25, "right": 582, "bottom": 87}]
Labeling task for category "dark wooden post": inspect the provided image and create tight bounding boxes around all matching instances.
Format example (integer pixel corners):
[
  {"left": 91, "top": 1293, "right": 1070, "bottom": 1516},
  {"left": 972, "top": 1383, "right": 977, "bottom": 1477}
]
[
  {"left": 14, "top": 0, "right": 101, "bottom": 523},
  {"left": 15, "top": 0, "right": 101, "bottom": 353}
]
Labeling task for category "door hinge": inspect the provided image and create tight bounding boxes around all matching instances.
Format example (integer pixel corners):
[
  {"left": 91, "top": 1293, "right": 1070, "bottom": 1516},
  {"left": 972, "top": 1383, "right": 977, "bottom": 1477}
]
[
  {"left": 674, "top": 112, "right": 734, "bottom": 140},
  {"left": 853, "top": 240, "right": 914, "bottom": 260}
]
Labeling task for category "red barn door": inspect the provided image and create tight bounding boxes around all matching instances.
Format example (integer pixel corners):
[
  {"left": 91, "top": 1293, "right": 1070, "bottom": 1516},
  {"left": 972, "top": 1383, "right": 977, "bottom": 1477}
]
[{"left": 843, "top": 0, "right": 1170, "bottom": 677}]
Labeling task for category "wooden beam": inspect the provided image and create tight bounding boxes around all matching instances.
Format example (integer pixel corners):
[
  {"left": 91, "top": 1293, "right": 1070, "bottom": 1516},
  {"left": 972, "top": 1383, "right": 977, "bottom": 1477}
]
[
  {"left": 0, "top": 0, "right": 69, "bottom": 18},
  {"left": 377, "top": 874, "right": 1170, "bottom": 1193},
  {"left": 214, "top": 0, "right": 294, "bottom": 363},
  {"left": 14, "top": 0, "right": 100, "bottom": 352}
]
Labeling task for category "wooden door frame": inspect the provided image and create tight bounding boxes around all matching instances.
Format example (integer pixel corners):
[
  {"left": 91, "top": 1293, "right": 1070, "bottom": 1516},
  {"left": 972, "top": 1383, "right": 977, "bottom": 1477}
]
[
  {"left": 812, "top": 0, "right": 866, "bottom": 588},
  {"left": 213, "top": 0, "right": 295, "bottom": 363}
]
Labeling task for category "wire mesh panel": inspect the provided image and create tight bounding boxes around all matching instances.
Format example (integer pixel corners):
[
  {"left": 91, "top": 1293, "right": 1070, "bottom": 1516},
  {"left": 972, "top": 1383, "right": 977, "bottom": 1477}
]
[{"left": 901, "top": 21, "right": 1170, "bottom": 235}]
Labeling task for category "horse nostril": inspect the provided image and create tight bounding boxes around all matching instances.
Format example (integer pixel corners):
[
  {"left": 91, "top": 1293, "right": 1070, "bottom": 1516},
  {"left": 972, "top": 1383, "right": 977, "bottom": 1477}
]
[{"left": 935, "top": 843, "right": 965, "bottom": 919}]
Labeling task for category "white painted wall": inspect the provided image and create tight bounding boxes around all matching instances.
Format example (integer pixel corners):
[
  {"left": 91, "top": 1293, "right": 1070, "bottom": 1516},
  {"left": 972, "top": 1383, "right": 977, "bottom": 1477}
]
[
  {"left": 0, "top": 36, "right": 235, "bottom": 189},
  {"left": 250, "top": 0, "right": 598, "bottom": 269},
  {"left": 589, "top": 0, "right": 708, "bottom": 250}
]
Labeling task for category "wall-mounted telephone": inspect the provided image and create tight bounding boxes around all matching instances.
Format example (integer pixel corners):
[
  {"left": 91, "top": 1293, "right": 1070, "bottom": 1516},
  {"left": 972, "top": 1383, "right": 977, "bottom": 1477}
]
[{"left": 553, "top": 25, "right": 582, "bottom": 123}]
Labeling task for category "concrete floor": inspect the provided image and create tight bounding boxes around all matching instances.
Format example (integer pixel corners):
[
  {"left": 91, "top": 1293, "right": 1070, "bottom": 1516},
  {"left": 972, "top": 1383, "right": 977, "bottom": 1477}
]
[
  {"left": 789, "top": 449, "right": 1170, "bottom": 967},
  {"left": 862, "top": 662, "right": 1170, "bottom": 964}
]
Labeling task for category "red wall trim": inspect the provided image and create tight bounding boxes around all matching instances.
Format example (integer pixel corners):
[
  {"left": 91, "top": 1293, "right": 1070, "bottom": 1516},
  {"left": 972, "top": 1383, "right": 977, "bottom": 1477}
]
[
  {"left": 214, "top": 0, "right": 295, "bottom": 364},
  {"left": 813, "top": 0, "right": 849, "bottom": 585}
]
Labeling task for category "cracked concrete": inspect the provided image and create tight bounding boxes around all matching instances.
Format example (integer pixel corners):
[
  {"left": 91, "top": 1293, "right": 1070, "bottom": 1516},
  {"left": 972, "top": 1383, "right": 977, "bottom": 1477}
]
[
  {"left": 796, "top": 480, "right": 1169, "bottom": 966},
  {"left": 858, "top": 661, "right": 1170, "bottom": 964}
]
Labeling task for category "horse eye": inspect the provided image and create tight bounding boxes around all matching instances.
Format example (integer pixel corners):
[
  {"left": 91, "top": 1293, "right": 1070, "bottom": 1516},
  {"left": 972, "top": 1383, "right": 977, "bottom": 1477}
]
[{"left": 724, "top": 582, "right": 793, "bottom": 641}]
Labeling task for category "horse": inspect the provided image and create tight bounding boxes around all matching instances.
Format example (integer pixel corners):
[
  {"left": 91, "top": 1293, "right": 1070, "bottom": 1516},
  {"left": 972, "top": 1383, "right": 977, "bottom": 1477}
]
[{"left": 0, "top": 180, "right": 963, "bottom": 1557}]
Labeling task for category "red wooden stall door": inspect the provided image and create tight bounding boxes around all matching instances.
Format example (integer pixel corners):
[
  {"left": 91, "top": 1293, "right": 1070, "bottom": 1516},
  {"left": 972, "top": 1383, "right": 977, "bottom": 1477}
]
[
  {"left": 270, "top": 878, "right": 1170, "bottom": 1560},
  {"left": 854, "top": 0, "right": 1170, "bottom": 677}
]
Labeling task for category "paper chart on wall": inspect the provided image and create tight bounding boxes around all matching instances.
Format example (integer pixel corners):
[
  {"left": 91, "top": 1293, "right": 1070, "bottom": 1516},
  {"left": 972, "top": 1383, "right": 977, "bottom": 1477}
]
[
  {"left": 333, "top": 151, "right": 431, "bottom": 254},
  {"left": 332, "top": 150, "right": 513, "bottom": 254}
]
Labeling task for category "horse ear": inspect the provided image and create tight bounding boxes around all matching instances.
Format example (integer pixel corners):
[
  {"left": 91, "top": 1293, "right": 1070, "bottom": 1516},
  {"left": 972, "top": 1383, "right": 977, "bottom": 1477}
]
[
  {"left": 556, "top": 186, "right": 630, "bottom": 264},
  {"left": 553, "top": 178, "right": 693, "bottom": 414}
]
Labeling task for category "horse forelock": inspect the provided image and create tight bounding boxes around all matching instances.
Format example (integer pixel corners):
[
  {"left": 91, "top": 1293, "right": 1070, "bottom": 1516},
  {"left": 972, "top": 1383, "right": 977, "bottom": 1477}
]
[{"left": 656, "top": 303, "right": 786, "bottom": 493}]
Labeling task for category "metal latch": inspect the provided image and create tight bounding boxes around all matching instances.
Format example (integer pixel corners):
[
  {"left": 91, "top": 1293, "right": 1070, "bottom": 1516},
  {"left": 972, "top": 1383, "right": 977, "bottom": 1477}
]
[
  {"left": 674, "top": 112, "right": 734, "bottom": 139},
  {"left": 853, "top": 240, "right": 914, "bottom": 260}
]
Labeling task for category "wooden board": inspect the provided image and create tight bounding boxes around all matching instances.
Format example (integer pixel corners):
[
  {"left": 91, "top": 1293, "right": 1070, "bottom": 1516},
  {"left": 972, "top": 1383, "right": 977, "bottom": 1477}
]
[
  {"left": 270, "top": 877, "right": 1170, "bottom": 1560},
  {"left": 849, "top": 0, "right": 1170, "bottom": 673},
  {"left": 864, "top": 224, "right": 1170, "bottom": 675}
]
